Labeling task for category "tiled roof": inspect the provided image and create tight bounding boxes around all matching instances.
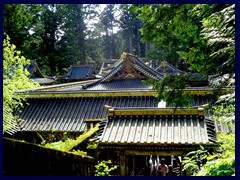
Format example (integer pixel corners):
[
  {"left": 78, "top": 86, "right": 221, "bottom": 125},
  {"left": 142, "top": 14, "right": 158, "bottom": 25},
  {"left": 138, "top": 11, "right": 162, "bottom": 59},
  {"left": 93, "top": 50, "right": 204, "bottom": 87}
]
[
  {"left": 206, "top": 116, "right": 235, "bottom": 134},
  {"left": 99, "top": 59, "right": 118, "bottom": 75},
  {"left": 84, "top": 53, "right": 163, "bottom": 90},
  {"left": 188, "top": 72, "right": 208, "bottom": 81},
  {"left": 155, "top": 61, "right": 183, "bottom": 74},
  {"left": 24, "top": 79, "right": 98, "bottom": 92},
  {"left": 24, "top": 60, "right": 56, "bottom": 85},
  {"left": 24, "top": 60, "right": 45, "bottom": 78},
  {"left": 85, "top": 79, "right": 151, "bottom": 90},
  {"left": 92, "top": 108, "right": 217, "bottom": 146},
  {"left": 104, "top": 53, "right": 163, "bottom": 81},
  {"left": 16, "top": 94, "right": 214, "bottom": 132},
  {"left": 62, "top": 65, "right": 95, "bottom": 80},
  {"left": 16, "top": 96, "right": 158, "bottom": 132},
  {"left": 30, "top": 77, "right": 55, "bottom": 85},
  {"left": 25, "top": 62, "right": 37, "bottom": 77},
  {"left": 155, "top": 61, "right": 208, "bottom": 85}
]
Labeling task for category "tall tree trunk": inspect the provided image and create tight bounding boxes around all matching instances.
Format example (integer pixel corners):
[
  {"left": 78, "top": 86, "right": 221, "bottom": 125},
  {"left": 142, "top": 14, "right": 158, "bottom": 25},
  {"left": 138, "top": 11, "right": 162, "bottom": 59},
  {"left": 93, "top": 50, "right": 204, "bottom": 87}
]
[
  {"left": 136, "top": 22, "right": 141, "bottom": 57},
  {"left": 137, "top": 34, "right": 141, "bottom": 57},
  {"left": 129, "top": 29, "right": 133, "bottom": 54},
  {"left": 145, "top": 41, "right": 148, "bottom": 58},
  {"left": 77, "top": 5, "right": 86, "bottom": 65},
  {"left": 49, "top": 60, "right": 56, "bottom": 76},
  {"left": 111, "top": 36, "right": 117, "bottom": 59},
  {"left": 105, "top": 29, "right": 111, "bottom": 59},
  {"left": 43, "top": 5, "right": 58, "bottom": 76}
]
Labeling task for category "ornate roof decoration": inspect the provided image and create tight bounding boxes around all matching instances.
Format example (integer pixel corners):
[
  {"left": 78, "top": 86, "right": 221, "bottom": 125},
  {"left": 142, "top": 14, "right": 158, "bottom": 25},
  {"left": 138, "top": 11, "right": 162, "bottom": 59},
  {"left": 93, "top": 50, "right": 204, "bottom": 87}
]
[
  {"left": 25, "top": 60, "right": 44, "bottom": 78},
  {"left": 155, "top": 61, "right": 183, "bottom": 74},
  {"left": 83, "top": 53, "right": 163, "bottom": 90},
  {"left": 103, "top": 53, "right": 163, "bottom": 81},
  {"left": 24, "top": 60, "right": 55, "bottom": 85},
  {"left": 99, "top": 59, "right": 118, "bottom": 75},
  {"left": 155, "top": 61, "right": 208, "bottom": 86}
]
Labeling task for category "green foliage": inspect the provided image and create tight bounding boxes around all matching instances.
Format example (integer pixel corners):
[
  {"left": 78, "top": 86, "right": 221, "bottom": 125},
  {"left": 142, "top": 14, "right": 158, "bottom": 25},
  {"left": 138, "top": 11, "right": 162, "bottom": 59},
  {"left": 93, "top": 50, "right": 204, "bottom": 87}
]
[
  {"left": 145, "top": 74, "right": 193, "bottom": 109},
  {"left": 181, "top": 146, "right": 208, "bottom": 175},
  {"left": 44, "top": 124, "right": 99, "bottom": 155},
  {"left": 119, "top": 4, "right": 144, "bottom": 56},
  {"left": 4, "top": 4, "right": 101, "bottom": 76},
  {"left": 44, "top": 139, "right": 87, "bottom": 156},
  {"left": 208, "top": 75, "right": 235, "bottom": 134},
  {"left": 184, "top": 133, "right": 235, "bottom": 176},
  {"left": 3, "top": 36, "right": 40, "bottom": 134},
  {"left": 95, "top": 160, "right": 118, "bottom": 176},
  {"left": 131, "top": 4, "right": 234, "bottom": 79},
  {"left": 87, "top": 143, "right": 98, "bottom": 149},
  {"left": 196, "top": 133, "right": 235, "bottom": 176},
  {"left": 211, "top": 92, "right": 235, "bottom": 123},
  {"left": 201, "top": 4, "right": 235, "bottom": 77},
  {"left": 100, "top": 4, "right": 120, "bottom": 59},
  {"left": 182, "top": 157, "right": 200, "bottom": 175},
  {"left": 196, "top": 155, "right": 235, "bottom": 176},
  {"left": 4, "top": 4, "right": 148, "bottom": 76},
  {"left": 216, "top": 133, "right": 235, "bottom": 158},
  {"left": 130, "top": 4, "right": 203, "bottom": 68},
  {"left": 3, "top": 4, "right": 33, "bottom": 56}
]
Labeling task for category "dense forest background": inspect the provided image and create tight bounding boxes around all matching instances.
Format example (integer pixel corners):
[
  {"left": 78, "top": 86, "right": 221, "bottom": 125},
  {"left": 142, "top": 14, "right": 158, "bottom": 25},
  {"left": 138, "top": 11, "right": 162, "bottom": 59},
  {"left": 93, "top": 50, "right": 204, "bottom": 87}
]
[
  {"left": 3, "top": 4, "right": 234, "bottom": 79},
  {"left": 3, "top": 4, "right": 147, "bottom": 76}
]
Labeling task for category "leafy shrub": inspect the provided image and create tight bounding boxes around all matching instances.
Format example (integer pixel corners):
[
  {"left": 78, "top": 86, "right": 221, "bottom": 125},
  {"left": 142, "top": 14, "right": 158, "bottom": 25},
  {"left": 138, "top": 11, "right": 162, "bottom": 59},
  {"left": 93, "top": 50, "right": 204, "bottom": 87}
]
[
  {"left": 196, "top": 156, "right": 235, "bottom": 176},
  {"left": 95, "top": 160, "right": 118, "bottom": 176},
  {"left": 181, "top": 146, "right": 208, "bottom": 175},
  {"left": 194, "top": 133, "right": 235, "bottom": 176}
]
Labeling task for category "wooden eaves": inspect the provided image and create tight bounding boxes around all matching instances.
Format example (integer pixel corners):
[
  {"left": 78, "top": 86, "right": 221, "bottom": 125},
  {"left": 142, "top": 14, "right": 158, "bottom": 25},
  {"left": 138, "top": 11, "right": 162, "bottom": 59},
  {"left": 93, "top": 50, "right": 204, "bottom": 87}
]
[{"left": 16, "top": 87, "right": 233, "bottom": 98}]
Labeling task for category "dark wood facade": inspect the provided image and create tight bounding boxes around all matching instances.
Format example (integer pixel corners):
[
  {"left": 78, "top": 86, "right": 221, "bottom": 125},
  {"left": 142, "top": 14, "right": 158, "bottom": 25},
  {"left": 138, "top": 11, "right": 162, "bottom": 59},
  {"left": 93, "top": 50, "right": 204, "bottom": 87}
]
[{"left": 92, "top": 107, "right": 218, "bottom": 176}]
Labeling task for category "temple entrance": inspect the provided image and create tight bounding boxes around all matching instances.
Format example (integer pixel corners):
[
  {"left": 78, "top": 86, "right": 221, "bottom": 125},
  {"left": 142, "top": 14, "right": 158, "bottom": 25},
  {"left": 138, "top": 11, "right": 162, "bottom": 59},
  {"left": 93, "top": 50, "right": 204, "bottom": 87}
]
[
  {"left": 98, "top": 148, "right": 185, "bottom": 176},
  {"left": 127, "top": 155, "right": 182, "bottom": 176}
]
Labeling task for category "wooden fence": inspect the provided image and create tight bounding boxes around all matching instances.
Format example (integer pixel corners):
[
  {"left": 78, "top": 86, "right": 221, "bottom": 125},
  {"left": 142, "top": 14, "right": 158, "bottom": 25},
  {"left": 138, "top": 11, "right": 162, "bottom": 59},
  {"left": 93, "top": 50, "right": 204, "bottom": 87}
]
[{"left": 3, "top": 137, "right": 95, "bottom": 176}]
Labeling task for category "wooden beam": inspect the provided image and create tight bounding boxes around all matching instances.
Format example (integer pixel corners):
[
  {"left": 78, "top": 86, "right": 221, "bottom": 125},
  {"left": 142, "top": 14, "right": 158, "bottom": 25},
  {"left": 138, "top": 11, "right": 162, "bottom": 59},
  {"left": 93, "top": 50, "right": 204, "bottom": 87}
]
[
  {"left": 109, "top": 107, "right": 205, "bottom": 116},
  {"left": 17, "top": 88, "right": 233, "bottom": 99},
  {"left": 125, "top": 150, "right": 186, "bottom": 156},
  {"left": 16, "top": 79, "right": 98, "bottom": 92},
  {"left": 84, "top": 119, "right": 102, "bottom": 122},
  {"left": 18, "top": 90, "right": 156, "bottom": 98}
]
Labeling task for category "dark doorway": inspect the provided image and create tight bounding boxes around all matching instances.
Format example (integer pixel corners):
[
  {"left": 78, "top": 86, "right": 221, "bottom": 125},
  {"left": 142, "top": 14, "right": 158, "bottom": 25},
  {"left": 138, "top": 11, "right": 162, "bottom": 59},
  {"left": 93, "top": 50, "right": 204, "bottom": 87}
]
[{"left": 127, "top": 155, "right": 181, "bottom": 176}]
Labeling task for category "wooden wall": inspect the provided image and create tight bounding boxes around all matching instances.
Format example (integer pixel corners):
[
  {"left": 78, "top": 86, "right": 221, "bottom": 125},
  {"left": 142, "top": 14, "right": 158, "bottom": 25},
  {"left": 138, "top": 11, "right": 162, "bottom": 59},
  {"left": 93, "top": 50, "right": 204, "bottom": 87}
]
[{"left": 3, "top": 137, "right": 94, "bottom": 176}]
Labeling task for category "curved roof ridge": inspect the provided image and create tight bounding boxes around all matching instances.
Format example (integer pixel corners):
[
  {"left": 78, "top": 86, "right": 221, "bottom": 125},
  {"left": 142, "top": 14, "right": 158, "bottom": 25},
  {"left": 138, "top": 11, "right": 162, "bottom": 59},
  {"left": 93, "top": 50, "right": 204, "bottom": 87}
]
[
  {"left": 83, "top": 52, "right": 164, "bottom": 90},
  {"left": 133, "top": 56, "right": 163, "bottom": 79},
  {"left": 102, "top": 52, "right": 163, "bottom": 81},
  {"left": 155, "top": 61, "right": 183, "bottom": 73}
]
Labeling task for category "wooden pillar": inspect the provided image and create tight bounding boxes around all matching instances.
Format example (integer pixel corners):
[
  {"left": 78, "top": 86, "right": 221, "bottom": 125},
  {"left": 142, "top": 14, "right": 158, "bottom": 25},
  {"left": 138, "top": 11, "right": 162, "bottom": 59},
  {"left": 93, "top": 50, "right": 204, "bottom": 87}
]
[
  {"left": 133, "top": 156, "right": 135, "bottom": 176},
  {"left": 120, "top": 150, "right": 126, "bottom": 176},
  {"left": 126, "top": 155, "right": 129, "bottom": 175},
  {"left": 86, "top": 123, "right": 90, "bottom": 130}
]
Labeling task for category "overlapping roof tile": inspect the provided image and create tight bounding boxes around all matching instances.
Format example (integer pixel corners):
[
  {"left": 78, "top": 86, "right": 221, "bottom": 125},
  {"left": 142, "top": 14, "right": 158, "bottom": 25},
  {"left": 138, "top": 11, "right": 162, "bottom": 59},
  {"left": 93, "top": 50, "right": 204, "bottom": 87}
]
[
  {"left": 24, "top": 60, "right": 55, "bottom": 85},
  {"left": 16, "top": 96, "right": 158, "bottom": 132},
  {"left": 61, "top": 65, "right": 96, "bottom": 81},
  {"left": 84, "top": 53, "right": 163, "bottom": 90},
  {"left": 92, "top": 108, "right": 217, "bottom": 146},
  {"left": 155, "top": 61, "right": 183, "bottom": 74}
]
